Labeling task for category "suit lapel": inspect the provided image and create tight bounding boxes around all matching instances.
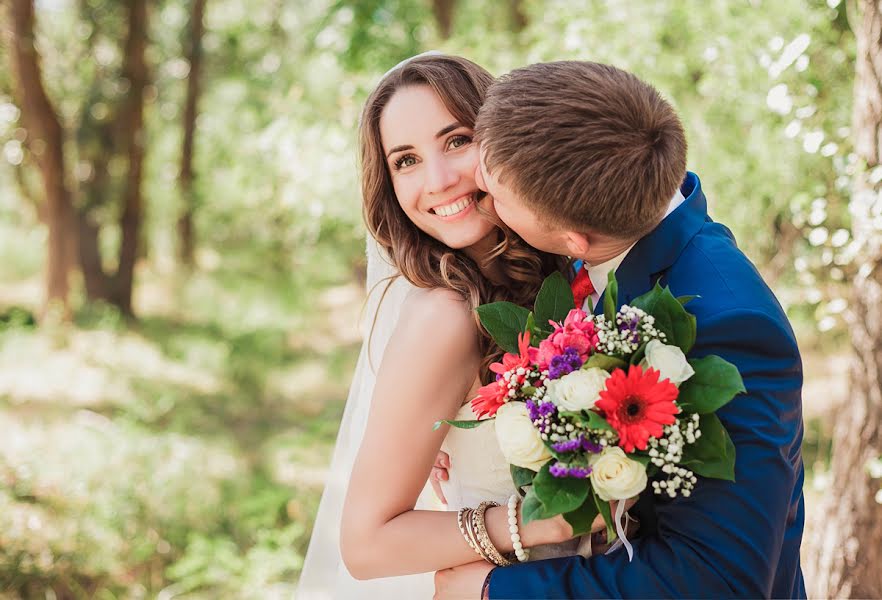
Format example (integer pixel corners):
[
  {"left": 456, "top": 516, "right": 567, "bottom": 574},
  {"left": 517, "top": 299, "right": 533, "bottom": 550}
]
[{"left": 594, "top": 172, "right": 707, "bottom": 315}]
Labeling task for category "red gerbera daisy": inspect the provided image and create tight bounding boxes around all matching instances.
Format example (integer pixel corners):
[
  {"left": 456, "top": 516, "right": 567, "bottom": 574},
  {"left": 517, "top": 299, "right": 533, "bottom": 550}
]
[
  {"left": 595, "top": 366, "right": 680, "bottom": 452},
  {"left": 471, "top": 380, "right": 507, "bottom": 418}
]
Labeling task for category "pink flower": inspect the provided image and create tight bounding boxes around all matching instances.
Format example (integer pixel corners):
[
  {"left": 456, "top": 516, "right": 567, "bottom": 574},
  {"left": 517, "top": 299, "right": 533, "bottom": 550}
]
[
  {"left": 537, "top": 309, "right": 599, "bottom": 368},
  {"left": 471, "top": 332, "right": 538, "bottom": 418}
]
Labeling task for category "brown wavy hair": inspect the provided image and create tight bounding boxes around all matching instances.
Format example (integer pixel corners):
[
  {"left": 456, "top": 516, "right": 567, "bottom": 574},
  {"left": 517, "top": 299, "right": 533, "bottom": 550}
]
[{"left": 360, "top": 54, "right": 565, "bottom": 383}]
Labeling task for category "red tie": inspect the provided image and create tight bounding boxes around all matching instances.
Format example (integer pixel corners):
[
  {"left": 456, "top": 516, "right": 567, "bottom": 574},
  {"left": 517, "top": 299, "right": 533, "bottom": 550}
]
[{"left": 571, "top": 266, "right": 595, "bottom": 310}]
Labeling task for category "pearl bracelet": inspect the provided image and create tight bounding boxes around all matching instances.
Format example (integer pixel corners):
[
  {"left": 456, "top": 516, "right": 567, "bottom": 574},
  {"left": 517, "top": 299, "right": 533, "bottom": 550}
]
[{"left": 507, "top": 494, "right": 530, "bottom": 562}]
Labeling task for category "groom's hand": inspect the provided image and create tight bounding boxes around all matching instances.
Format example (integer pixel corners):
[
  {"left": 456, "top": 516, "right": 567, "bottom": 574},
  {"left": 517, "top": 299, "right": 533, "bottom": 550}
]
[{"left": 434, "top": 560, "right": 493, "bottom": 600}]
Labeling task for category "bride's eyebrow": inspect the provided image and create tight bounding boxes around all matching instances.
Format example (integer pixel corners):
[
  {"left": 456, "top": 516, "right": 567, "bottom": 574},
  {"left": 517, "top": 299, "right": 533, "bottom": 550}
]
[{"left": 385, "top": 122, "right": 464, "bottom": 158}]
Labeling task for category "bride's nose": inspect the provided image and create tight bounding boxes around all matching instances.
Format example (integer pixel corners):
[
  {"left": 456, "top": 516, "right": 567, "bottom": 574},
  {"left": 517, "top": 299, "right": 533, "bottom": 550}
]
[{"left": 424, "top": 157, "right": 459, "bottom": 195}]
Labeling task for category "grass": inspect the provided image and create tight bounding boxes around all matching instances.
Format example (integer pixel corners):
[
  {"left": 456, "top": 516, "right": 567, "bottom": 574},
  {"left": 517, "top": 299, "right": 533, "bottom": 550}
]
[{"left": 0, "top": 232, "right": 364, "bottom": 598}]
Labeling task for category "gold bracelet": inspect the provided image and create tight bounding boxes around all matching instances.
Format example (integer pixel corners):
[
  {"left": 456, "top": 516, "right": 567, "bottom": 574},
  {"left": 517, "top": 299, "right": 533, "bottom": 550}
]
[
  {"left": 465, "top": 507, "right": 493, "bottom": 563},
  {"left": 457, "top": 507, "right": 482, "bottom": 557},
  {"left": 474, "top": 501, "right": 512, "bottom": 567}
]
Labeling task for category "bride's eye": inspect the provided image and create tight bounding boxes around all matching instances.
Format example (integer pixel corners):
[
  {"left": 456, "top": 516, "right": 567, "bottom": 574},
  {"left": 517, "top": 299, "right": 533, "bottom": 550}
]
[
  {"left": 393, "top": 154, "right": 418, "bottom": 170},
  {"left": 447, "top": 135, "right": 472, "bottom": 150}
]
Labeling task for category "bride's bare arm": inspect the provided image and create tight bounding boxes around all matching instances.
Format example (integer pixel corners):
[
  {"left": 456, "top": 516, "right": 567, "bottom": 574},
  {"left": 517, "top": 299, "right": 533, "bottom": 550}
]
[{"left": 340, "top": 289, "right": 565, "bottom": 579}]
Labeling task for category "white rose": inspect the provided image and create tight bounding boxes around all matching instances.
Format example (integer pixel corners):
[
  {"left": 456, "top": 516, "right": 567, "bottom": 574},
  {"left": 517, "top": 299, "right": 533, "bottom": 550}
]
[
  {"left": 640, "top": 339, "right": 694, "bottom": 386},
  {"left": 589, "top": 447, "right": 648, "bottom": 501},
  {"left": 545, "top": 368, "right": 610, "bottom": 412},
  {"left": 494, "top": 402, "right": 552, "bottom": 471}
]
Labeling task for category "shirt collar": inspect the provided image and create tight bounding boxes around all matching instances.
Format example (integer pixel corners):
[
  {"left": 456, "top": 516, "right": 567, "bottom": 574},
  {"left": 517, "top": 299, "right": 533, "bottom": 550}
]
[{"left": 586, "top": 187, "right": 686, "bottom": 298}]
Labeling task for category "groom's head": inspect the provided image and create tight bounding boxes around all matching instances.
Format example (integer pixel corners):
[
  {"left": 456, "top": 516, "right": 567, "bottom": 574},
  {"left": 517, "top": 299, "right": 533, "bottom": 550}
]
[{"left": 474, "top": 61, "right": 687, "bottom": 261}]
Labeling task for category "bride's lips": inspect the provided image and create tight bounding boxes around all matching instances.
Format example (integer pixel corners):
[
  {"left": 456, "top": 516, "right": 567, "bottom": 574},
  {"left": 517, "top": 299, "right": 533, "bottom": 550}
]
[{"left": 429, "top": 191, "right": 486, "bottom": 221}]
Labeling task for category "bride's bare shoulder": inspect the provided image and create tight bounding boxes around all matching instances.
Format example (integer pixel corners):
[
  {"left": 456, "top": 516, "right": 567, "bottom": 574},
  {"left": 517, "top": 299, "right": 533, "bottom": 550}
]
[{"left": 397, "top": 287, "right": 476, "bottom": 335}]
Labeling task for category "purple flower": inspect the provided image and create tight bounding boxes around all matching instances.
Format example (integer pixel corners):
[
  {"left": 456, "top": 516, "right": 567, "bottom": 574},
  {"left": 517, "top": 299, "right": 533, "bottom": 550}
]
[
  {"left": 549, "top": 462, "right": 592, "bottom": 478},
  {"left": 551, "top": 435, "right": 605, "bottom": 454},
  {"left": 619, "top": 313, "right": 641, "bottom": 345},
  {"left": 548, "top": 347, "right": 584, "bottom": 380},
  {"left": 527, "top": 399, "right": 558, "bottom": 435}
]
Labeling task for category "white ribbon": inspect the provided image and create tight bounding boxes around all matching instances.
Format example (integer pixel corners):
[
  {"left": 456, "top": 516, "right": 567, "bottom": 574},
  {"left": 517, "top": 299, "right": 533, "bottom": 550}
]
[{"left": 603, "top": 500, "right": 634, "bottom": 561}]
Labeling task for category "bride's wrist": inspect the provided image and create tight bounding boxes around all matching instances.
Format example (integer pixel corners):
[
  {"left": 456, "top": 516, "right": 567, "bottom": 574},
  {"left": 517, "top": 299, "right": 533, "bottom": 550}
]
[{"left": 485, "top": 502, "right": 551, "bottom": 550}]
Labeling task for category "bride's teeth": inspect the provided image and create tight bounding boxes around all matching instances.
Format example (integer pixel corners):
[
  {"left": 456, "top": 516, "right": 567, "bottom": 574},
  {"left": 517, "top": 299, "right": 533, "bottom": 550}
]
[{"left": 435, "top": 197, "right": 473, "bottom": 217}]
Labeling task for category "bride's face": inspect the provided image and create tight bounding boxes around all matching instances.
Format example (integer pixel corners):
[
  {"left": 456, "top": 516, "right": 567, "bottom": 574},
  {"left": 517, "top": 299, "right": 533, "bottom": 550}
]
[{"left": 380, "top": 85, "right": 495, "bottom": 251}]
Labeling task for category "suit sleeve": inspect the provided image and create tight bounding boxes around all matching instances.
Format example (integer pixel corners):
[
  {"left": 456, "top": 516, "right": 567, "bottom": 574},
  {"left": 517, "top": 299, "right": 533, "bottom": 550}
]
[{"left": 488, "top": 307, "right": 804, "bottom": 599}]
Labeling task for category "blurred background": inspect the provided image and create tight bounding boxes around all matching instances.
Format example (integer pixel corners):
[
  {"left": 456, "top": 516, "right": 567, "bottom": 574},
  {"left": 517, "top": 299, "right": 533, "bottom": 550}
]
[{"left": 1, "top": 0, "right": 880, "bottom": 598}]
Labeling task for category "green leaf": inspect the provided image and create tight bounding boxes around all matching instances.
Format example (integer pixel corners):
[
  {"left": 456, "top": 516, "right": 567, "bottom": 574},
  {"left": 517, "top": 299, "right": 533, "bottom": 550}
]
[
  {"left": 583, "top": 353, "right": 628, "bottom": 371},
  {"left": 563, "top": 496, "right": 600, "bottom": 537},
  {"left": 603, "top": 272, "right": 619, "bottom": 323},
  {"left": 677, "top": 295, "right": 699, "bottom": 307},
  {"left": 432, "top": 418, "right": 489, "bottom": 431},
  {"left": 578, "top": 410, "right": 615, "bottom": 433},
  {"left": 676, "top": 356, "right": 746, "bottom": 414},
  {"left": 521, "top": 487, "right": 553, "bottom": 524},
  {"left": 532, "top": 462, "right": 590, "bottom": 514},
  {"left": 592, "top": 487, "right": 617, "bottom": 542},
  {"left": 630, "top": 283, "right": 697, "bottom": 354},
  {"left": 631, "top": 453, "right": 651, "bottom": 468},
  {"left": 680, "top": 413, "right": 736, "bottom": 481},
  {"left": 630, "top": 341, "right": 648, "bottom": 365},
  {"left": 475, "top": 302, "right": 531, "bottom": 353},
  {"left": 510, "top": 464, "right": 536, "bottom": 493},
  {"left": 534, "top": 272, "right": 575, "bottom": 326}
]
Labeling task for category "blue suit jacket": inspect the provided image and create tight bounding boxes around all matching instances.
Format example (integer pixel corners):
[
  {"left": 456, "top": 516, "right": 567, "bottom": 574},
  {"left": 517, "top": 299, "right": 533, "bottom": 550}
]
[{"left": 489, "top": 172, "right": 806, "bottom": 599}]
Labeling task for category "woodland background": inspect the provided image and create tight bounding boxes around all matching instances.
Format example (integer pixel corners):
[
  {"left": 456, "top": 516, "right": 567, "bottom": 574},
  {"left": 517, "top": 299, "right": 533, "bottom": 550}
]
[{"left": 1, "top": 0, "right": 881, "bottom": 598}]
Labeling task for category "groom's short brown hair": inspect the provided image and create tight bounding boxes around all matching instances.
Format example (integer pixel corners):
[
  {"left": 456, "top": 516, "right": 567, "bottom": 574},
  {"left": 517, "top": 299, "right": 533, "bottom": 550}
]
[{"left": 475, "top": 61, "right": 687, "bottom": 239}]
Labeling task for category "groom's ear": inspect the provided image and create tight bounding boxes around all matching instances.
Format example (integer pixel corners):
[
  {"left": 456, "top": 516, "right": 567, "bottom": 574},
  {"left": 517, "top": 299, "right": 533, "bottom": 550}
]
[{"left": 563, "top": 231, "right": 590, "bottom": 259}]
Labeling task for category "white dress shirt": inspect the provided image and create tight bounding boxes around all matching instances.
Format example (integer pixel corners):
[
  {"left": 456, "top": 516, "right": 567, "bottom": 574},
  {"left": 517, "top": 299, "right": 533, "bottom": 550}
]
[{"left": 583, "top": 188, "right": 686, "bottom": 311}]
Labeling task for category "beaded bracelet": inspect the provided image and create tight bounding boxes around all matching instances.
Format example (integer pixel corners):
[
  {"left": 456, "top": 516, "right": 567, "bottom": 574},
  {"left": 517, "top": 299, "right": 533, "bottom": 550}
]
[{"left": 507, "top": 494, "right": 530, "bottom": 562}]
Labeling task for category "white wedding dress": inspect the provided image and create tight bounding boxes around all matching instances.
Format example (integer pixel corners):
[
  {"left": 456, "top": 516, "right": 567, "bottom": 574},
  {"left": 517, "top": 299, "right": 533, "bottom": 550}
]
[{"left": 295, "top": 239, "right": 587, "bottom": 599}]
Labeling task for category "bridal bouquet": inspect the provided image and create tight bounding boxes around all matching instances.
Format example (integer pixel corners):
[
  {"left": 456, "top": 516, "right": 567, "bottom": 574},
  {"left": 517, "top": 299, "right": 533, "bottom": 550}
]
[{"left": 436, "top": 272, "right": 744, "bottom": 544}]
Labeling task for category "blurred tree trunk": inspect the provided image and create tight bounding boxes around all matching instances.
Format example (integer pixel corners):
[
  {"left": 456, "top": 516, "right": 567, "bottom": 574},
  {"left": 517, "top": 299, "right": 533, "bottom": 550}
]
[
  {"left": 113, "top": 0, "right": 148, "bottom": 315},
  {"left": 6, "top": 0, "right": 73, "bottom": 319},
  {"left": 432, "top": 0, "right": 455, "bottom": 39},
  {"left": 804, "top": 0, "right": 882, "bottom": 597},
  {"left": 509, "top": 0, "right": 528, "bottom": 33},
  {"left": 74, "top": 0, "right": 149, "bottom": 316},
  {"left": 177, "top": 0, "right": 207, "bottom": 267}
]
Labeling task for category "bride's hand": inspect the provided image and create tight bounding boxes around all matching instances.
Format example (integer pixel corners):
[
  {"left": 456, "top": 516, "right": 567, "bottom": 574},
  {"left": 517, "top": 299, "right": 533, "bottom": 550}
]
[{"left": 540, "top": 497, "right": 638, "bottom": 544}]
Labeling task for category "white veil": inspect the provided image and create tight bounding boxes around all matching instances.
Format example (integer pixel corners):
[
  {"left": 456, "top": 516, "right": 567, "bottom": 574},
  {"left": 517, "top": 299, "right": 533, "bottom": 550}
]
[{"left": 296, "top": 237, "right": 430, "bottom": 599}]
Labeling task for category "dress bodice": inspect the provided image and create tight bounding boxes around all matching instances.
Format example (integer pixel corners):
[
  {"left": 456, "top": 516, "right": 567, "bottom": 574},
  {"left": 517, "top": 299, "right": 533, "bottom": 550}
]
[{"left": 439, "top": 403, "right": 590, "bottom": 561}]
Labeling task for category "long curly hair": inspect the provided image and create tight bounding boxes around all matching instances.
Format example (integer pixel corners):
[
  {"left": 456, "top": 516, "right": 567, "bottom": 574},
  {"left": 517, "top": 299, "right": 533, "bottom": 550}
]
[{"left": 360, "top": 54, "right": 565, "bottom": 383}]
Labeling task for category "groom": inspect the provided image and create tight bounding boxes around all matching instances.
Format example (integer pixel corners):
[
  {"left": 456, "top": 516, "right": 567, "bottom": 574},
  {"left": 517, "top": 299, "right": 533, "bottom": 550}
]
[{"left": 435, "top": 61, "right": 806, "bottom": 598}]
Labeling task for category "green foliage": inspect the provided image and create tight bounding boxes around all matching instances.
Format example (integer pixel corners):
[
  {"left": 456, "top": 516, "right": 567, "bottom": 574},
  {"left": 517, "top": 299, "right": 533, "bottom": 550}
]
[
  {"left": 533, "top": 271, "right": 575, "bottom": 329},
  {"left": 604, "top": 271, "right": 619, "bottom": 323},
  {"left": 434, "top": 418, "right": 488, "bottom": 431},
  {"left": 510, "top": 464, "right": 535, "bottom": 493},
  {"left": 681, "top": 413, "right": 737, "bottom": 481},
  {"left": 677, "top": 356, "right": 747, "bottom": 414},
  {"left": 475, "top": 301, "right": 531, "bottom": 354},
  {"left": 532, "top": 462, "right": 590, "bottom": 515},
  {"left": 630, "top": 283, "right": 697, "bottom": 354},
  {"left": 563, "top": 493, "right": 600, "bottom": 537}
]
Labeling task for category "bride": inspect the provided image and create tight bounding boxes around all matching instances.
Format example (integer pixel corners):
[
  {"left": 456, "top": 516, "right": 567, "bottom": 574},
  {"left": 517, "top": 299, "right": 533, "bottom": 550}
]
[{"left": 297, "top": 54, "right": 613, "bottom": 599}]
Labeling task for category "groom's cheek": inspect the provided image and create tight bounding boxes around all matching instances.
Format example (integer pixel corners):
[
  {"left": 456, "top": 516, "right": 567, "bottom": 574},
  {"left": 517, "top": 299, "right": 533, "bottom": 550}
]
[{"left": 474, "top": 164, "right": 487, "bottom": 192}]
